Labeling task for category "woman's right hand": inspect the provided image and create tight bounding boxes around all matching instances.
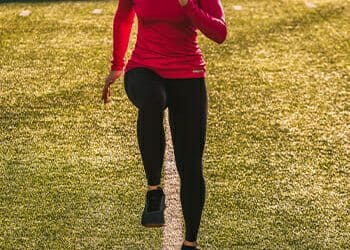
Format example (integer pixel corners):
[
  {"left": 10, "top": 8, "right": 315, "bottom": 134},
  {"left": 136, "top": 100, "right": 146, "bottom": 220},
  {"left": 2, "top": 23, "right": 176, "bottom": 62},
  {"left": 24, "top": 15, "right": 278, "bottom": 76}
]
[{"left": 102, "top": 70, "right": 123, "bottom": 104}]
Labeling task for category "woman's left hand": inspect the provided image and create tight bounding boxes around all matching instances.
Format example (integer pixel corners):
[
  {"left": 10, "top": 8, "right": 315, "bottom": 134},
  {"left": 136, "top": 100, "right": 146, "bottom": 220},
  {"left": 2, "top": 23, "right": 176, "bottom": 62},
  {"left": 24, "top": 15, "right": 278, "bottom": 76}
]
[{"left": 178, "top": 0, "right": 188, "bottom": 7}]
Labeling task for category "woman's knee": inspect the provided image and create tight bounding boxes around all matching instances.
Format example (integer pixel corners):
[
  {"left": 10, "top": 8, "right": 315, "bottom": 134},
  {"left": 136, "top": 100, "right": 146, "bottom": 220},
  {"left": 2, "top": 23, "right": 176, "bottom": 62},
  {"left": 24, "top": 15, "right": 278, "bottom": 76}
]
[{"left": 179, "top": 164, "right": 204, "bottom": 184}]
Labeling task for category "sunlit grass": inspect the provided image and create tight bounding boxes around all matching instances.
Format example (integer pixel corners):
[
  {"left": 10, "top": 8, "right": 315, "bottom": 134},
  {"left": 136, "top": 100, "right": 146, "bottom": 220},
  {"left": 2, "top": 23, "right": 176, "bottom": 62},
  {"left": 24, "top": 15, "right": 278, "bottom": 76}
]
[{"left": 1, "top": 0, "right": 349, "bottom": 249}]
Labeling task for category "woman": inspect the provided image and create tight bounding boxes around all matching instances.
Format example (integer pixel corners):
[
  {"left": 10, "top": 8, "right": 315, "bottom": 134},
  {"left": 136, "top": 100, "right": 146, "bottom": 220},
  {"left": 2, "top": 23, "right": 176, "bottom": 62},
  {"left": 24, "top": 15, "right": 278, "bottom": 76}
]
[{"left": 102, "top": 0, "right": 227, "bottom": 248}]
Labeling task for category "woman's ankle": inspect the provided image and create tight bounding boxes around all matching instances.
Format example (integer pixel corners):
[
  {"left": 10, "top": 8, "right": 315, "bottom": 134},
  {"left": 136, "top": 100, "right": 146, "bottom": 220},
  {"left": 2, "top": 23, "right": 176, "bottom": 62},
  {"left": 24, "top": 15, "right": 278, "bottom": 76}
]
[
  {"left": 148, "top": 185, "right": 160, "bottom": 191},
  {"left": 183, "top": 240, "right": 197, "bottom": 247}
]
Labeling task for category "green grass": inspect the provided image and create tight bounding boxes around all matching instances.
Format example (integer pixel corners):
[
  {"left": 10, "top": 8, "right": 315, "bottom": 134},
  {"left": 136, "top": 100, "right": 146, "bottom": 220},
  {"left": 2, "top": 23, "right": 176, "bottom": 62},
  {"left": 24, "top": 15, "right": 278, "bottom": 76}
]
[{"left": 0, "top": 0, "right": 349, "bottom": 249}]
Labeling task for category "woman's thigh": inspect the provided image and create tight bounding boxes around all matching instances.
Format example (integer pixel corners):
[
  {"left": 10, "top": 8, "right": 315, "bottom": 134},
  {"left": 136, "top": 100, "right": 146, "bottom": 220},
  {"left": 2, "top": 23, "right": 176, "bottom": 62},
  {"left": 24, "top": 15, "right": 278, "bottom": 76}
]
[
  {"left": 124, "top": 67, "right": 167, "bottom": 110},
  {"left": 166, "top": 78, "right": 208, "bottom": 176}
]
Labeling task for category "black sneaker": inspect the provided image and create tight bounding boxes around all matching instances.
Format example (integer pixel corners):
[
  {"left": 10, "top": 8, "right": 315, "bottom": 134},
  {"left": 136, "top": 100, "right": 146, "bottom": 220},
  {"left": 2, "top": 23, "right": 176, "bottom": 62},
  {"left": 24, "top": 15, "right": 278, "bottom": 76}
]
[
  {"left": 181, "top": 244, "right": 200, "bottom": 250},
  {"left": 141, "top": 187, "right": 166, "bottom": 227}
]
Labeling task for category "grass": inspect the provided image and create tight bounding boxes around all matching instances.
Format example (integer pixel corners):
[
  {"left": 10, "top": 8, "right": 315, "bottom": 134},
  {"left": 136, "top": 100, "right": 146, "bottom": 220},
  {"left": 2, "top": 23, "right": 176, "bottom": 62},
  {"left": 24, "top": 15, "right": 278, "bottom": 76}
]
[{"left": 0, "top": 0, "right": 349, "bottom": 249}]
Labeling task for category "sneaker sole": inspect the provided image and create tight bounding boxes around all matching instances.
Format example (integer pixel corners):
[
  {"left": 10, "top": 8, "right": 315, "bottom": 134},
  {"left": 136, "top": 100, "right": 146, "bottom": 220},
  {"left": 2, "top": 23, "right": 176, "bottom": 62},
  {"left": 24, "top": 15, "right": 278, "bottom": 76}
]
[
  {"left": 141, "top": 197, "right": 166, "bottom": 227},
  {"left": 142, "top": 223, "right": 164, "bottom": 228},
  {"left": 141, "top": 208, "right": 165, "bottom": 227}
]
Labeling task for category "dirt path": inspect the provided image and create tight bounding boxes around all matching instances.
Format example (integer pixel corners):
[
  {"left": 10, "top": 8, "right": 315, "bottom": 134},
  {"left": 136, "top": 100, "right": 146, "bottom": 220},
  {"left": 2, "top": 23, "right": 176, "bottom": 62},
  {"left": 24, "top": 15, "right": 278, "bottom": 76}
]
[{"left": 162, "top": 109, "right": 183, "bottom": 250}]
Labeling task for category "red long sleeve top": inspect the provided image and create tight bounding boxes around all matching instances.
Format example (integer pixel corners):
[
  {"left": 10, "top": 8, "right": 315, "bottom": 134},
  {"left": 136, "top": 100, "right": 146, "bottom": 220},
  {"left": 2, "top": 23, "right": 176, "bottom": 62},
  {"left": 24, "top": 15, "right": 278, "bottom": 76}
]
[{"left": 110, "top": 0, "right": 227, "bottom": 79}]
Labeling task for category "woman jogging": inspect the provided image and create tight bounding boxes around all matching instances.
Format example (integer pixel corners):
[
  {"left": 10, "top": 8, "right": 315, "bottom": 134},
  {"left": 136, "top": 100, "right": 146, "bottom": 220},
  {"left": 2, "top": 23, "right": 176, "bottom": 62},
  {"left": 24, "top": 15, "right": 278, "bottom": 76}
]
[{"left": 102, "top": 0, "right": 227, "bottom": 248}]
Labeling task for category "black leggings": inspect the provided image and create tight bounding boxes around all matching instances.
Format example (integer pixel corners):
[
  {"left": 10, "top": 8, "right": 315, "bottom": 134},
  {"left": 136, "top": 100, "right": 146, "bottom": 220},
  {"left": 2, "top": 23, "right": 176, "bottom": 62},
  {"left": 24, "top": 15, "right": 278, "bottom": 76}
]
[{"left": 124, "top": 67, "right": 207, "bottom": 242}]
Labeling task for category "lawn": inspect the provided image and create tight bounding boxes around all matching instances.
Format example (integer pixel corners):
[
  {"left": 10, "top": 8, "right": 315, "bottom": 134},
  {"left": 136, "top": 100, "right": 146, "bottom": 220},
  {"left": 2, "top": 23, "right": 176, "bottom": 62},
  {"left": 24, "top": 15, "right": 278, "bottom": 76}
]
[{"left": 0, "top": 0, "right": 349, "bottom": 249}]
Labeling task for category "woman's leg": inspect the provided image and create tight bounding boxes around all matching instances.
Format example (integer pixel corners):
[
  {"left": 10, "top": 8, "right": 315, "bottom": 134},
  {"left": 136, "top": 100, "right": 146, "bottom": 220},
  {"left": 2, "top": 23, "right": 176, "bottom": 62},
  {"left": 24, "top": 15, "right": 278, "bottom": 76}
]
[
  {"left": 124, "top": 68, "right": 167, "bottom": 186},
  {"left": 165, "top": 78, "right": 208, "bottom": 243}
]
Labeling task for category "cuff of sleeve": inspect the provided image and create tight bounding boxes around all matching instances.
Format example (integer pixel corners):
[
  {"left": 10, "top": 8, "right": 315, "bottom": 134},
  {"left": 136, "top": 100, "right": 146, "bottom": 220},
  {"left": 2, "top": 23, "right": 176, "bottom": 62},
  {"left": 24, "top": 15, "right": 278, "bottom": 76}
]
[{"left": 111, "top": 60, "right": 124, "bottom": 71}]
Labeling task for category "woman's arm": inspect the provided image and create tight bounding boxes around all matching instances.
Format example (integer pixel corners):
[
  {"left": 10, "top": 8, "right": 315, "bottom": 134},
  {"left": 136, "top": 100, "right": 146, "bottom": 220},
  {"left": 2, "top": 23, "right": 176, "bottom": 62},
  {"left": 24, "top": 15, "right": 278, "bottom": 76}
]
[
  {"left": 181, "top": 0, "right": 227, "bottom": 44},
  {"left": 111, "top": 0, "right": 135, "bottom": 71}
]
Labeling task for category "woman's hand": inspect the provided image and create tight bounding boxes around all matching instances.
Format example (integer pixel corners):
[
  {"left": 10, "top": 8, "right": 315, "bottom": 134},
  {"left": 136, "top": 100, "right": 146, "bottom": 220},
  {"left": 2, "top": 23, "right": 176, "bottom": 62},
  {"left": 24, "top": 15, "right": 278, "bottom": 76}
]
[
  {"left": 102, "top": 70, "right": 123, "bottom": 104},
  {"left": 178, "top": 0, "right": 188, "bottom": 7}
]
